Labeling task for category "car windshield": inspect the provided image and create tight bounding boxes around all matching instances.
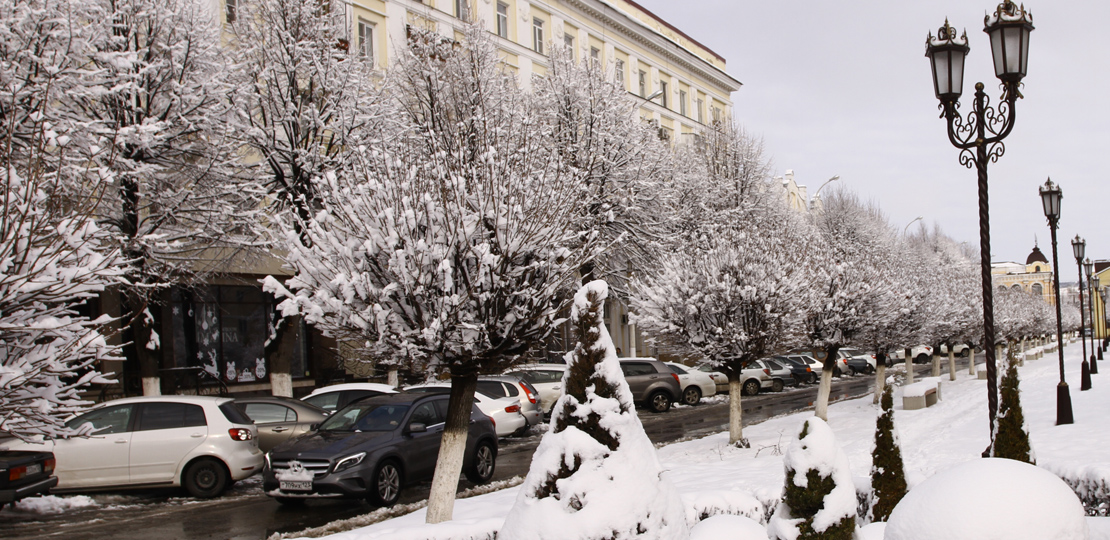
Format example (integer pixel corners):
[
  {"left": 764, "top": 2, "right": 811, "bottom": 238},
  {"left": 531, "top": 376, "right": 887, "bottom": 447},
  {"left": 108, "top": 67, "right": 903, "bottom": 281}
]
[{"left": 318, "top": 403, "right": 409, "bottom": 432}]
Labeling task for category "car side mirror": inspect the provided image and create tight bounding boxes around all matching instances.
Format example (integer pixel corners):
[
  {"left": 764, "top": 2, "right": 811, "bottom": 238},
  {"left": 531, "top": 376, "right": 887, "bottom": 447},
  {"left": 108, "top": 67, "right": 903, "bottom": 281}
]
[{"left": 407, "top": 422, "right": 427, "bottom": 434}]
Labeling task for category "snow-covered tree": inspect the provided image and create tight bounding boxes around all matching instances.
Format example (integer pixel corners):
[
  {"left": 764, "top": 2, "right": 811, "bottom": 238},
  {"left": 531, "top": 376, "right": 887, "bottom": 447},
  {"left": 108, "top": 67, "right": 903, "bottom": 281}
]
[
  {"left": 768, "top": 417, "right": 856, "bottom": 540},
  {"left": 804, "top": 189, "right": 892, "bottom": 421},
  {"left": 869, "top": 384, "right": 906, "bottom": 522},
  {"left": 990, "top": 349, "right": 1034, "bottom": 464},
  {"left": 267, "top": 26, "right": 601, "bottom": 523},
  {"left": 501, "top": 281, "right": 688, "bottom": 540}
]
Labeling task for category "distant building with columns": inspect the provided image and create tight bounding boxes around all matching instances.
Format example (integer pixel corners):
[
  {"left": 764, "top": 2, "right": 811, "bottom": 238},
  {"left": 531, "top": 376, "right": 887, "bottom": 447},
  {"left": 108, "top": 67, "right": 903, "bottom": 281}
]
[{"left": 991, "top": 244, "right": 1055, "bottom": 305}]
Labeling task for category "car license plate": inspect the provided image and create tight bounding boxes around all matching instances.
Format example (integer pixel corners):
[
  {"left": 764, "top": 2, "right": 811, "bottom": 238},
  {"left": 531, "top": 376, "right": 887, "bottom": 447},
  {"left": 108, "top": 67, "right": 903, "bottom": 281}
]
[
  {"left": 26, "top": 463, "right": 41, "bottom": 475},
  {"left": 280, "top": 480, "right": 312, "bottom": 492}
]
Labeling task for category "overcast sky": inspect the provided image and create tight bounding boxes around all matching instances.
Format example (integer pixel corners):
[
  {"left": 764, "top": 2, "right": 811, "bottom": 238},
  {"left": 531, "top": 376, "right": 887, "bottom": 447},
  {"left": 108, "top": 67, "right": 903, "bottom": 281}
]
[{"left": 635, "top": 0, "right": 1107, "bottom": 282}]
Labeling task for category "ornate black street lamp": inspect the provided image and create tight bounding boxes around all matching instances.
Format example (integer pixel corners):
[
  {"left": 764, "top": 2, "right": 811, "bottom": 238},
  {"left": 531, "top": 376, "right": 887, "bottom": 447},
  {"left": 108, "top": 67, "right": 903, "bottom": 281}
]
[
  {"left": 1085, "top": 258, "right": 1098, "bottom": 372},
  {"left": 1073, "top": 235, "right": 1090, "bottom": 392},
  {"left": 928, "top": 1, "right": 1035, "bottom": 432},
  {"left": 1040, "top": 180, "right": 1073, "bottom": 424}
]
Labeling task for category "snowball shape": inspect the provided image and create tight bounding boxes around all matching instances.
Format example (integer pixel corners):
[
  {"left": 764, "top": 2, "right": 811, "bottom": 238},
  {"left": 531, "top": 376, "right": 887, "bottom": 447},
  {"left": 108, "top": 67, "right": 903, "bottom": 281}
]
[
  {"left": 885, "top": 458, "right": 1088, "bottom": 540},
  {"left": 690, "top": 515, "right": 769, "bottom": 540}
]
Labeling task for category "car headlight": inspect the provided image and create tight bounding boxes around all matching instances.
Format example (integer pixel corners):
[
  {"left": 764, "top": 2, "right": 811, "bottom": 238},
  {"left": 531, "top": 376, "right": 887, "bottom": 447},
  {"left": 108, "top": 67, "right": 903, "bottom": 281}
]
[{"left": 333, "top": 452, "right": 366, "bottom": 473}]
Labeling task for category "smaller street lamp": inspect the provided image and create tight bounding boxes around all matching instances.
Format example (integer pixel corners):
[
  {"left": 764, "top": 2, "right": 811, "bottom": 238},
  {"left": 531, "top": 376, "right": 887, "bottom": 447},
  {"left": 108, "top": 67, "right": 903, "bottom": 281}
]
[
  {"left": 1085, "top": 258, "right": 1098, "bottom": 372},
  {"left": 1095, "top": 274, "right": 1104, "bottom": 362},
  {"left": 809, "top": 175, "right": 841, "bottom": 211},
  {"left": 1040, "top": 179, "right": 1073, "bottom": 424},
  {"left": 1072, "top": 235, "right": 1091, "bottom": 391}
]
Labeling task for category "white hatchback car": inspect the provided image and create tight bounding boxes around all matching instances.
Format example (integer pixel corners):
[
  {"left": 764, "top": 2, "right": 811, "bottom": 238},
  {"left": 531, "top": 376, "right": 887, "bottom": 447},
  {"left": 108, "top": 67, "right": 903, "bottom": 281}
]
[
  {"left": 664, "top": 362, "right": 717, "bottom": 405},
  {"left": 0, "top": 396, "right": 262, "bottom": 498},
  {"left": 403, "top": 384, "right": 528, "bottom": 438},
  {"left": 504, "top": 364, "right": 568, "bottom": 416}
]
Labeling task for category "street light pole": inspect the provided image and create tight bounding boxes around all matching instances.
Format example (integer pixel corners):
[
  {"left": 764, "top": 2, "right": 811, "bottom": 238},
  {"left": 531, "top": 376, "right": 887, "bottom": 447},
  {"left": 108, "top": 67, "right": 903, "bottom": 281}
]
[
  {"left": 809, "top": 175, "right": 841, "bottom": 211},
  {"left": 904, "top": 216, "right": 924, "bottom": 237},
  {"left": 1085, "top": 258, "right": 1098, "bottom": 372},
  {"left": 926, "top": 1, "right": 1034, "bottom": 435},
  {"left": 1073, "top": 236, "right": 1090, "bottom": 391},
  {"left": 1040, "top": 179, "right": 1073, "bottom": 424}
]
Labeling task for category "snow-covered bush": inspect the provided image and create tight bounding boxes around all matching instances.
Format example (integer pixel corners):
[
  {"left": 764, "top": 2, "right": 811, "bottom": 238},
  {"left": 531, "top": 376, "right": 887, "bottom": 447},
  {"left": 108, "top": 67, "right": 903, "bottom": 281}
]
[
  {"left": 768, "top": 418, "right": 855, "bottom": 540},
  {"left": 869, "top": 384, "right": 906, "bottom": 522},
  {"left": 990, "top": 350, "right": 1034, "bottom": 464},
  {"left": 501, "top": 281, "right": 689, "bottom": 540}
]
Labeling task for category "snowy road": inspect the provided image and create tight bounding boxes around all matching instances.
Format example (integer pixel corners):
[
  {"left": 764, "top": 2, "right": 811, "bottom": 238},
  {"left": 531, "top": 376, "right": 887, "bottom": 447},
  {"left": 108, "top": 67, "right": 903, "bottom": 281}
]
[{"left": 0, "top": 360, "right": 965, "bottom": 540}]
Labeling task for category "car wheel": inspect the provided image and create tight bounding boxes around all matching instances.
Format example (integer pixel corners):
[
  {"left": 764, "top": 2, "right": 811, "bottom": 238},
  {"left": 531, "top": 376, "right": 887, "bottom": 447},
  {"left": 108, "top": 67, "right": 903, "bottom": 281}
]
[
  {"left": 961, "top": 348, "right": 971, "bottom": 358},
  {"left": 511, "top": 425, "right": 529, "bottom": 437},
  {"left": 274, "top": 496, "right": 305, "bottom": 506},
  {"left": 682, "top": 386, "right": 702, "bottom": 406},
  {"left": 772, "top": 379, "right": 784, "bottom": 393},
  {"left": 866, "top": 365, "right": 876, "bottom": 375},
  {"left": 915, "top": 353, "right": 930, "bottom": 364},
  {"left": 183, "top": 458, "right": 229, "bottom": 499},
  {"left": 808, "top": 374, "right": 818, "bottom": 384},
  {"left": 369, "top": 460, "right": 402, "bottom": 507},
  {"left": 464, "top": 442, "right": 496, "bottom": 484},
  {"left": 742, "top": 379, "right": 760, "bottom": 396},
  {"left": 648, "top": 391, "right": 672, "bottom": 413}
]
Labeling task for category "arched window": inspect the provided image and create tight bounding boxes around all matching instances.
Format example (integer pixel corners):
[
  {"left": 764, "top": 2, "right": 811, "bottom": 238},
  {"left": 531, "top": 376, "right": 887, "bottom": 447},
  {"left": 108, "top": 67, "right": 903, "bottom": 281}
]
[
  {"left": 1031, "top": 283, "right": 1043, "bottom": 296},
  {"left": 1011, "top": 284, "right": 1023, "bottom": 292},
  {"left": 998, "top": 285, "right": 1009, "bottom": 294}
]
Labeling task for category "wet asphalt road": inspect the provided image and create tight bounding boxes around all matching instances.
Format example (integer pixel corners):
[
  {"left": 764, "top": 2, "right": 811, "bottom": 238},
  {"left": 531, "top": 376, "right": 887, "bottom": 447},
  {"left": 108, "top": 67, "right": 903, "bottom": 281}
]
[{"left": 0, "top": 359, "right": 975, "bottom": 540}]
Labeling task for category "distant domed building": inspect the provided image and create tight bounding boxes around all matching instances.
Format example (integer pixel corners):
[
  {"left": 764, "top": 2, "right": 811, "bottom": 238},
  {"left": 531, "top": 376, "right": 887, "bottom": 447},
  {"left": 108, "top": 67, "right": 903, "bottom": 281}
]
[{"left": 991, "top": 243, "right": 1055, "bottom": 305}]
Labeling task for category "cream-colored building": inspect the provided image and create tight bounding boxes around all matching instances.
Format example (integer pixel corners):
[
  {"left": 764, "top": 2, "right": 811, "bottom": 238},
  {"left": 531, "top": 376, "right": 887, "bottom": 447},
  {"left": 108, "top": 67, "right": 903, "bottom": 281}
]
[{"left": 991, "top": 245, "right": 1055, "bottom": 305}]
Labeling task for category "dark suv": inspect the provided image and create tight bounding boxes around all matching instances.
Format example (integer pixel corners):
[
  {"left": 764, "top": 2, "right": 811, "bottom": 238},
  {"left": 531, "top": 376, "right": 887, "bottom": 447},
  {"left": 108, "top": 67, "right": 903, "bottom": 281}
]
[
  {"left": 619, "top": 358, "right": 682, "bottom": 413},
  {"left": 263, "top": 393, "right": 497, "bottom": 506}
]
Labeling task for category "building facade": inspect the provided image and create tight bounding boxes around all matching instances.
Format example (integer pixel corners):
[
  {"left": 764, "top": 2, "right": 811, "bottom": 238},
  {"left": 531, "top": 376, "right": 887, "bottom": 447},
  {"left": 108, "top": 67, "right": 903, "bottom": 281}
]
[{"left": 991, "top": 245, "right": 1055, "bottom": 305}]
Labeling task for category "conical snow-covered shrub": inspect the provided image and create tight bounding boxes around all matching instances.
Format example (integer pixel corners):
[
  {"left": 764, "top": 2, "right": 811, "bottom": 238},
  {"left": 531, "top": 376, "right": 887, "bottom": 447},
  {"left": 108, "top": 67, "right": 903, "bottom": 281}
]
[
  {"left": 990, "top": 348, "right": 1035, "bottom": 464},
  {"left": 869, "top": 384, "right": 906, "bottom": 522},
  {"left": 768, "top": 417, "right": 855, "bottom": 540},
  {"left": 500, "top": 280, "right": 688, "bottom": 540}
]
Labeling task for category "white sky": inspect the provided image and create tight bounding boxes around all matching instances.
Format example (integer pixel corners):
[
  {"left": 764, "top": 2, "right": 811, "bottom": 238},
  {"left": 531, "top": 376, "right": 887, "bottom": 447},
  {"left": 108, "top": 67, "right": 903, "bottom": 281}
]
[{"left": 634, "top": 0, "right": 1108, "bottom": 282}]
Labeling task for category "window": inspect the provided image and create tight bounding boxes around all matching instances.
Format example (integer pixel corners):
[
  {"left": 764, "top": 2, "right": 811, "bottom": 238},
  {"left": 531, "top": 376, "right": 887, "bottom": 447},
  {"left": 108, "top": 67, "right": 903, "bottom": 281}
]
[
  {"left": 243, "top": 403, "right": 296, "bottom": 424},
  {"left": 679, "top": 89, "right": 687, "bottom": 116},
  {"left": 496, "top": 2, "right": 509, "bottom": 38},
  {"left": 303, "top": 392, "right": 341, "bottom": 412},
  {"left": 136, "top": 403, "right": 206, "bottom": 431},
  {"left": 615, "top": 59, "right": 625, "bottom": 89},
  {"left": 358, "top": 19, "right": 375, "bottom": 65},
  {"left": 66, "top": 405, "right": 134, "bottom": 435},
  {"left": 590, "top": 47, "right": 600, "bottom": 60},
  {"left": 697, "top": 98, "right": 705, "bottom": 123},
  {"left": 620, "top": 362, "right": 656, "bottom": 377},
  {"left": 225, "top": 0, "right": 237, "bottom": 24},
  {"left": 659, "top": 80, "right": 668, "bottom": 108},
  {"left": 477, "top": 381, "right": 507, "bottom": 398},
  {"left": 455, "top": 0, "right": 469, "bottom": 21},
  {"left": 638, "top": 70, "right": 646, "bottom": 97},
  {"left": 1032, "top": 283, "right": 1044, "bottom": 296},
  {"left": 564, "top": 34, "right": 574, "bottom": 50},
  {"left": 408, "top": 402, "right": 443, "bottom": 427},
  {"left": 668, "top": 364, "right": 688, "bottom": 374},
  {"left": 712, "top": 106, "right": 722, "bottom": 123},
  {"left": 532, "top": 18, "right": 544, "bottom": 54}
]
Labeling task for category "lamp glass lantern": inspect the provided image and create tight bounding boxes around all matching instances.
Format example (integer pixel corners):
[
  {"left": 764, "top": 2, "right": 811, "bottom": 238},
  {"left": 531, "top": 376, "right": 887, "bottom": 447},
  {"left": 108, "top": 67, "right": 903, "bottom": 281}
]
[
  {"left": 1073, "top": 235, "right": 1086, "bottom": 261},
  {"left": 1039, "top": 178, "right": 1061, "bottom": 221},
  {"left": 984, "top": 1, "right": 1034, "bottom": 83},
  {"left": 926, "top": 21, "right": 970, "bottom": 102},
  {"left": 1085, "top": 258, "right": 1094, "bottom": 280}
]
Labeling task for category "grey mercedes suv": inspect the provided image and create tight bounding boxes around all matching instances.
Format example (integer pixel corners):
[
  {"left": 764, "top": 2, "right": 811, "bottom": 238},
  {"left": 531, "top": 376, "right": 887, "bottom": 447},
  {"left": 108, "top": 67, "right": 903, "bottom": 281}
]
[
  {"left": 263, "top": 392, "right": 497, "bottom": 506},
  {"left": 619, "top": 358, "right": 682, "bottom": 413}
]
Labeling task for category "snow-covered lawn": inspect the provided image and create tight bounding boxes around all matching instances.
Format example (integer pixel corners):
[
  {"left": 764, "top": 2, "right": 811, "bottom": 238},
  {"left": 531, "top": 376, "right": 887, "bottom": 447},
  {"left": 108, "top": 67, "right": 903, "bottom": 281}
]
[{"left": 312, "top": 340, "right": 1110, "bottom": 539}]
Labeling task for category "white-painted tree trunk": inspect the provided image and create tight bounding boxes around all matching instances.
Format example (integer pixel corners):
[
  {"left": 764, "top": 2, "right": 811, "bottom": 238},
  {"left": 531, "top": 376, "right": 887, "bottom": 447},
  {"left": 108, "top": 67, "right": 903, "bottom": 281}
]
[
  {"left": 387, "top": 369, "right": 399, "bottom": 388},
  {"left": 270, "top": 372, "right": 293, "bottom": 397},
  {"left": 814, "top": 367, "right": 834, "bottom": 421},
  {"left": 728, "top": 374, "right": 745, "bottom": 446},
  {"left": 425, "top": 375, "right": 478, "bottom": 524},
  {"left": 970, "top": 343, "right": 978, "bottom": 376},
  {"left": 904, "top": 348, "right": 914, "bottom": 385},
  {"left": 931, "top": 353, "right": 941, "bottom": 378},
  {"left": 948, "top": 350, "right": 957, "bottom": 381},
  {"left": 142, "top": 377, "right": 161, "bottom": 396},
  {"left": 874, "top": 363, "right": 887, "bottom": 405}
]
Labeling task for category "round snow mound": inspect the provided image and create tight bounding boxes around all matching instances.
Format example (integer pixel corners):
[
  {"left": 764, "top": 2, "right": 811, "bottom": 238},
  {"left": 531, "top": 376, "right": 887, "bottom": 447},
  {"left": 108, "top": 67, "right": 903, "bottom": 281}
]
[
  {"left": 690, "top": 514, "right": 768, "bottom": 540},
  {"left": 885, "top": 458, "right": 1087, "bottom": 540}
]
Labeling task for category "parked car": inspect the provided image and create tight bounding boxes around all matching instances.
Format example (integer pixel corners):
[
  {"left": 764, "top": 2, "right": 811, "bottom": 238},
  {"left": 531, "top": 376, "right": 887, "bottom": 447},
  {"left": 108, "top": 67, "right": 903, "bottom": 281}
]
[
  {"left": 263, "top": 392, "right": 496, "bottom": 506},
  {"left": 839, "top": 348, "right": 877, "bottom": 374},
  {"left": 788, "top": 349, "right": 849, "bottom": 376},
  {"left": 691, "top": 363, "right": 768, "bottom": 396},
  {"left": 301, "top": 382, "right": 399, "bottom": 413},
  {"left": 619, "top": 358, "right": 682, "bottom": 412},
  {"left": 475, "top": 376, "right": 544, "bottom": 428},
  {"left": 664, "top": 362, "right": 717, "bottom": 405},
  {"left": 893, "top": 345, "right": 935, "bottom": 363},
  {"left": 0, "top": 450, "right": 57, "bottom": 510},
  {"left": 694, "top": 365, "right": 729, "bottom": 393},
  {"left": 0, "top": 396, "right": 262, "bottom": 498},
  {"left": 234, "top": 396, "right": 329, "bottom": 453},
  {"left": 505, "top": 364, "right": 567, "bottom": 415},
  {"left": 776, "top": 356, "right": 817, "bottom": 385},
  {"left": 754, "top": 358, "right": 796, "bottom": 392},
  {"left": 940, "top": 343, "right": 975, "bottom": 357},
  {"left": 403, "top": 384, "right": 528, "bottom": 437}
]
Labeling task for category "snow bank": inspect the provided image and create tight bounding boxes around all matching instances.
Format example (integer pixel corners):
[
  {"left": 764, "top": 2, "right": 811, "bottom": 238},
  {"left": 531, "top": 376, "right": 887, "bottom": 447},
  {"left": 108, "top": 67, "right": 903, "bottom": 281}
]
[
  {"left": 885, "top": 458, "right": 1088, "bottom": 540},
  {"left": 682, "top": 490, "right": 764, "bottom": 525},
  {"left": 689, "top": 514, "right": 768, "bottom": 540},
  {"left": 1, "top": 494, "right": 97, "bottom": 514}
]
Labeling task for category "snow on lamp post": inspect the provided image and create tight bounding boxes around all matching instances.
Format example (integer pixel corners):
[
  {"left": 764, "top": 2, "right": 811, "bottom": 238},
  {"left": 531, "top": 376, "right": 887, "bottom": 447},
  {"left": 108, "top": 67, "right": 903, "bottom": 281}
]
[
  {"left": 927, "top": 1, "right": 1034, "bottom": 437},
  {"left": 1085, "top": 258, "right": 1098, "bottom": 372},
  {"left": 1071, "top": 235, "right": 1091, "bottom": 392},
  {"left": 1040, "top": 179, "right": 1073, "bottom": 424}
]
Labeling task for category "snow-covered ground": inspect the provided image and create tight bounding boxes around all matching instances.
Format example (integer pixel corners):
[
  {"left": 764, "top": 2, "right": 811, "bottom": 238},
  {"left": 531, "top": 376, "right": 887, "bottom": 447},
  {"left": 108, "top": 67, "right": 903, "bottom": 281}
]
[{"left": 311, "top": 340, "right": 1110, "bottom": 539}]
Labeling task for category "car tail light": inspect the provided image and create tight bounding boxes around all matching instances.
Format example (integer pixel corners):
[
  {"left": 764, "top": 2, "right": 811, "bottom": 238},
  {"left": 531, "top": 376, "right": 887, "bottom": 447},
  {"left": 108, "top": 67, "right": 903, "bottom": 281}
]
[
  {"left": 519, "top": 383, "right": 537, "bottom": 404},
  {"left": 505, "top": 404, "right": 521, "bottom": 414},
  {"left": 763, "top": 369, "right": 771, "bottom": 375},
  {"left": 44, "top": 457, "right": 56, "bottom": 474},
  {"left": 671, "top": 373, "right": 680, "bottom": 384},
  {"left": 9, "top": 466, "right": 28, "bottom": 482},
  {"left": 228, "top": 428, "right": 253, "bottom": 441}
]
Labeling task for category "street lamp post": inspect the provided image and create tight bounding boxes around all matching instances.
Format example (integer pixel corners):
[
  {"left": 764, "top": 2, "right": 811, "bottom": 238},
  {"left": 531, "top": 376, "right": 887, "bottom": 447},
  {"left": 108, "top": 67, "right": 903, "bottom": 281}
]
[
  {"left": 927, "top": 1, "right": 1035, "bottom": 433},
  {"left": 1040, "top": 179, "right": 1073, "bottom": 424},
  {"left": 1085, "top": 258, "right": 1098, "bottom": 372},
  {"left": 809, "top": 175, "right": 841, "bottom": 211},
  {"left": 1096, "top": 275, "right": 1105, "bottom": 360},
  {"left": 1072, "top": 236, "right": 1091, "bottom": 391}
]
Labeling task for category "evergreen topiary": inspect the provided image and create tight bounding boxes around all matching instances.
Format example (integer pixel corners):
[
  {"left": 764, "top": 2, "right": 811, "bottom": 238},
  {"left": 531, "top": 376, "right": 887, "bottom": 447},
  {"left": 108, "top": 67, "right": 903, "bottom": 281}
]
[
  {"left": 990, "top": 347, "right": 1035, "bottom": 464},
  {"left": 869, "top": 384, "right": 907, "bottom": 522},
  {"left": 768, "top": 418, "right": 856, "bottom": 540}
]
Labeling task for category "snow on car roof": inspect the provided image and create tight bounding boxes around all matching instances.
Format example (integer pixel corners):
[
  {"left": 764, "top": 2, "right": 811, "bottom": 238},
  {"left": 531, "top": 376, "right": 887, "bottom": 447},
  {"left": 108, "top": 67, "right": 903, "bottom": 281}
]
[{"left": 305, "top": 382, "right": 399, "bottom": 397}]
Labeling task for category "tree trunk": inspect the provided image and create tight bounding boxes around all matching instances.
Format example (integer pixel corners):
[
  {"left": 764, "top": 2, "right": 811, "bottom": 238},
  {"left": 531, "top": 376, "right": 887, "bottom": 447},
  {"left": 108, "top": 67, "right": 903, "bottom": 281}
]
[
  {"left": 931, "top": 350, "right": 941, "bottom": 378},
  {"left": 948, "top": 349, "right": 957, "bottom": 381},
  {"left": 814, "top": 346, "right": 839, "bottom": 421},
  {"left": 874, "top": 362, "right": 887, "bottom": 405},
  {"left": 904, "top": 347, "right": 914, "bottom": 385},
  {"left": 134, "top": 300, "right": 163, "bottom": 396},
  {"left": 969, "top": 342, "right": 978, "bottom": 376},
  {"left": 388, "top": 369, "right": 399, "bottom": 388},
  {"left": 425, "top": 372, "right": 478, "bottom": 524},
  {"left": 266, "top": 314, "right": 298, "bottom": 397},
  {"left": 727, "top": 371, "right": 745, "bottom": 447}
]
